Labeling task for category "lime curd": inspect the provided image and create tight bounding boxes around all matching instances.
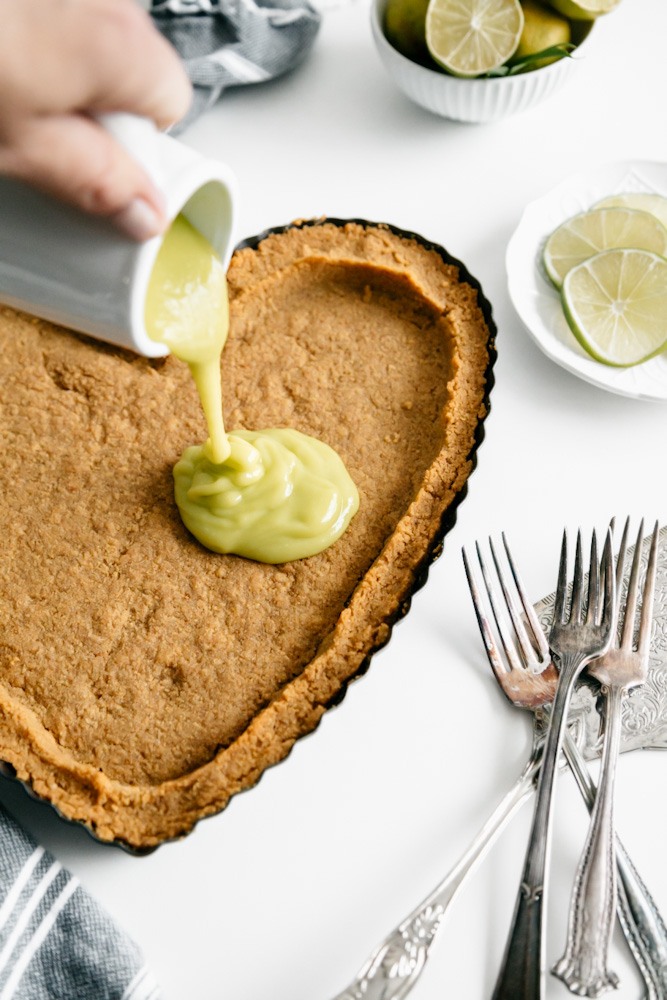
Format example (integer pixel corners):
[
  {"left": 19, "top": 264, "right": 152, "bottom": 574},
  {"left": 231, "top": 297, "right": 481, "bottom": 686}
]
[{"left": 144, "top": 214, "right": 359, "bottom": 563}]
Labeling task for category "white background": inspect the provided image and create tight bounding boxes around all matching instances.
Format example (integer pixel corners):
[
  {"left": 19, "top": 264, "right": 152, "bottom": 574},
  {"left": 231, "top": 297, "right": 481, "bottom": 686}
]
[{"left": 2, "top": 0, "right": 667, "bottom": 997}]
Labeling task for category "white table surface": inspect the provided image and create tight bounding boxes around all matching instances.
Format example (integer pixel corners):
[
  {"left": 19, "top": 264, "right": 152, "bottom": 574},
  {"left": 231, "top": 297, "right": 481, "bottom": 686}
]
[{"left": 2, "top": 1, "right": 667, "bottom": 997}]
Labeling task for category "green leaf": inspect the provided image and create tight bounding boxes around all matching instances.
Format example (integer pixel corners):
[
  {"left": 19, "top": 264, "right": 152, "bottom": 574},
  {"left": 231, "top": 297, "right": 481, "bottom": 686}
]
[{"left": 484, "top": 42, "right": 576, "bottom": 77}]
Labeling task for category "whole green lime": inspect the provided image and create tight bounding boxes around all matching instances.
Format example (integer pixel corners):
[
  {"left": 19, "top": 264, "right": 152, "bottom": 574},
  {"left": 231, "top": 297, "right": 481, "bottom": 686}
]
[
  {"left": 384, "top": 0, "right": 432, "bottom": 66},
  {"left": 545, "top": 0, "right": 620, "bottom": 19},
  {"left": 514, "top": 0, "right": 570, "bottom": 66}
]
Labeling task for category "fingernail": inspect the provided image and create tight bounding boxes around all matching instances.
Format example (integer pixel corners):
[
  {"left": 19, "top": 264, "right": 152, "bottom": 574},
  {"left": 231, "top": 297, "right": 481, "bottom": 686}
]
[{"left": 113, "top": 197, "right": 164, "bottom": 241}]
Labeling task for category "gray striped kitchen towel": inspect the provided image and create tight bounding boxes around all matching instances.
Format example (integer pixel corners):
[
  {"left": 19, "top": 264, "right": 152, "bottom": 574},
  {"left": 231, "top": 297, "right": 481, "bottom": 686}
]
[
  {"left": 0, "top": 803, "right": 158, "bottom": 1000},
  {"left": 151, "top": 0, "right": 322, "bottom": 131}
]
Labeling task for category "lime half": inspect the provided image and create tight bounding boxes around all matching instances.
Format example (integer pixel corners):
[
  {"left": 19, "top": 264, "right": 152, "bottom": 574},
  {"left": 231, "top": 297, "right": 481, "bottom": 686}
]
[
  {"left": 543, "top": 207, "right": 667, "bottom": 289},
  {"left": 593, "top": 192, "right": 667, "bottom": 231},
  {"left": 562, "top": 249, "right": 667, "bottom": 367},
  {"left": 425, "top": 0, "right": 523, "bottom": 77}
]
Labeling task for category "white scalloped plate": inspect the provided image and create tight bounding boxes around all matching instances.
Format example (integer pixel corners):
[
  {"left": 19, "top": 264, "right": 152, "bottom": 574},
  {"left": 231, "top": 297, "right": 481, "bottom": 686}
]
[{"left": 506, "top": 160, "right": 667, "bottom": 401}]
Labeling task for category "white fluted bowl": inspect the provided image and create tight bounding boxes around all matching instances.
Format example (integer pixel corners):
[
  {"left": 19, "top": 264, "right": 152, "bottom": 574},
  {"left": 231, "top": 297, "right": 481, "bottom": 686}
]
[{"left": 371, "top": 0, "right": 594, "bottom": 124}]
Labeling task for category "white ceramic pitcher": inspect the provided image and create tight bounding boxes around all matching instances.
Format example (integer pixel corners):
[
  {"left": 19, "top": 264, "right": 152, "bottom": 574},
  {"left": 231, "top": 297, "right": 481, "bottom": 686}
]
[{"left": 0, "top": 114, "right": 237, "bottom": 357}]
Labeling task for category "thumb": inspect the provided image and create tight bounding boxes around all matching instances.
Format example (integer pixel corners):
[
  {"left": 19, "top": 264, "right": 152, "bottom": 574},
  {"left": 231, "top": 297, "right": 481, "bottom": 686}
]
[{"left": 0, "top": 113, "right": 167, "bottom": 240}]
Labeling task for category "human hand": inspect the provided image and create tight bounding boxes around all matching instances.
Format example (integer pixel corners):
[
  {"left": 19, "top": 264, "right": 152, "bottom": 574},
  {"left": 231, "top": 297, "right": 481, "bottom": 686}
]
[{"left": 0, "top": 0, "right": 192, "bottom": 240}]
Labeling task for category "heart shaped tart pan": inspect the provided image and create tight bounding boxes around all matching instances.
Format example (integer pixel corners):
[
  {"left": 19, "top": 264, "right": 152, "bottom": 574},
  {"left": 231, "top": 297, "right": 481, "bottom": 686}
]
[{"left": 0, "top": 219, "right": 496, "bottom": 851}]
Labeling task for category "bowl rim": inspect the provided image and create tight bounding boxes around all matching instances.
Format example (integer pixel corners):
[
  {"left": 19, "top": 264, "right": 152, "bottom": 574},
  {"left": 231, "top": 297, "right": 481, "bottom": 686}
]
[{"left": 371, "top": 0, "right": 595, "bottom": 85}]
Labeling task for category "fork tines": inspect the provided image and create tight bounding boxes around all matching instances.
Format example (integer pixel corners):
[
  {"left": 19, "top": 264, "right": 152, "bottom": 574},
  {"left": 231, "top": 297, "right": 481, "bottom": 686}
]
[
  {"left": 612, "top": 517, "right": 660, "bottom": 657},
  {"left": 463, "top": 535, "right": 550, "bottom": 683},
  {"left": 552, "top": 528, "right": 615, "bottom": 630}
]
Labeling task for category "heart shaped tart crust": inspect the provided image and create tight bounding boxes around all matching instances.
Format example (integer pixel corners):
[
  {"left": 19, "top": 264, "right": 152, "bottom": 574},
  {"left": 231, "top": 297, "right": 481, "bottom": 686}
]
[{"left": 0, "top": 221, "right": 493, "bottom": 849}]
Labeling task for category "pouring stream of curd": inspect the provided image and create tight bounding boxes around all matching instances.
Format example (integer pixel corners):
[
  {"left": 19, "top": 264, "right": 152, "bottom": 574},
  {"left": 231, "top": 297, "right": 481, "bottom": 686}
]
[
  {"left": 144, "top": 214, "right": 230, "bottom": 465},
  {"left": 144, "top": 214, "right": 359, "bottom": 563}
]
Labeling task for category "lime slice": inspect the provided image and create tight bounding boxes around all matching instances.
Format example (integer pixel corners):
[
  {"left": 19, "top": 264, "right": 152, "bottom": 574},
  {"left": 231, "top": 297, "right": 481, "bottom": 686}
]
[
  {"left": 543, "top": 207, "right": 667, "bottom": 289},
  {"left": 547, "top": 0, "right": 621, "bottom": 20},
  {"left": 562, "top": 249, "right": 667, "bottom": 366},
  {"left": 425, "top": 0, "right": 523, "bottom": 77},
  {"left": 593, "top": 192, "right": 667, "bottom": 231}
]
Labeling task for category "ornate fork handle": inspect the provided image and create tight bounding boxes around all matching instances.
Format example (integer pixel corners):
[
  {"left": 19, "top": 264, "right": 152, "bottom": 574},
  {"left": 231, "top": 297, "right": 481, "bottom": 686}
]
[
  {"left": 330, "top": 751, "right": 540, "bottom": 1000},
  {"left": 554, "top": 520, "right": 662, "bottom": 997},
  {"left": 331, "top": 718, "right": 667, "bottom": 1000},
  {"left": 616, "top": 846, "right": 667, "bottom": 1000},
  {"left": 492, "top": 649, "right": 585, "bottom": 1000},
  {"left": 554, "top": 682, "right": 628, "bottom": 996},
  {"left": 563, "top": 727, "right": 667, "bottom": 1000}
]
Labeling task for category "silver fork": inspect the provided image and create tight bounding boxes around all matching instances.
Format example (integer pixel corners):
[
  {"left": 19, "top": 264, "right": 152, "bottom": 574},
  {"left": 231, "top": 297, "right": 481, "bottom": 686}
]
[
  {"left": 470, "top": 532, "right": 667, "bottom": 1000},
  {"left": 491, "top": 528, "right": 616, "bottom": 1000},
  {"left": 328, "top": 716, "right": 542, "bottom": 1000},
  {"left": 554, "top": 519, "right": 660, "bottom": 997},
  {"left": 325, "top": 530, "right": 651, "bottom": 1000},
  {"left": 326, "top": 542, "right": 584, "bottom": 1000}
]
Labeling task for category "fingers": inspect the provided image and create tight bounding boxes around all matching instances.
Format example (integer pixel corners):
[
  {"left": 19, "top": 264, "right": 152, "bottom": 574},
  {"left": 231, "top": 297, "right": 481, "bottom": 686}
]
[
  {"left": 0, "top": 0, "right": 193, "bottom": 239},
  {"left": 1, "top": 0, "right": 192, "bottom": 129},
  {"left": 71, "top": 1, "right": 193, "bottom": 129},
  {"left": 0, "top": 114, "right": 167, "bottom": 241}
]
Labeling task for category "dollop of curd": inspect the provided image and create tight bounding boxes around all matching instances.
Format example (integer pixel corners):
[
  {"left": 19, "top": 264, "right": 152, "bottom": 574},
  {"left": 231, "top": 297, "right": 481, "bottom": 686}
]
[
  {"left": 174, "top": 428, "right": 358, "bottom": 563},
  {"left": 145, "top": 214, "right": 358, "bottom": 563}
]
